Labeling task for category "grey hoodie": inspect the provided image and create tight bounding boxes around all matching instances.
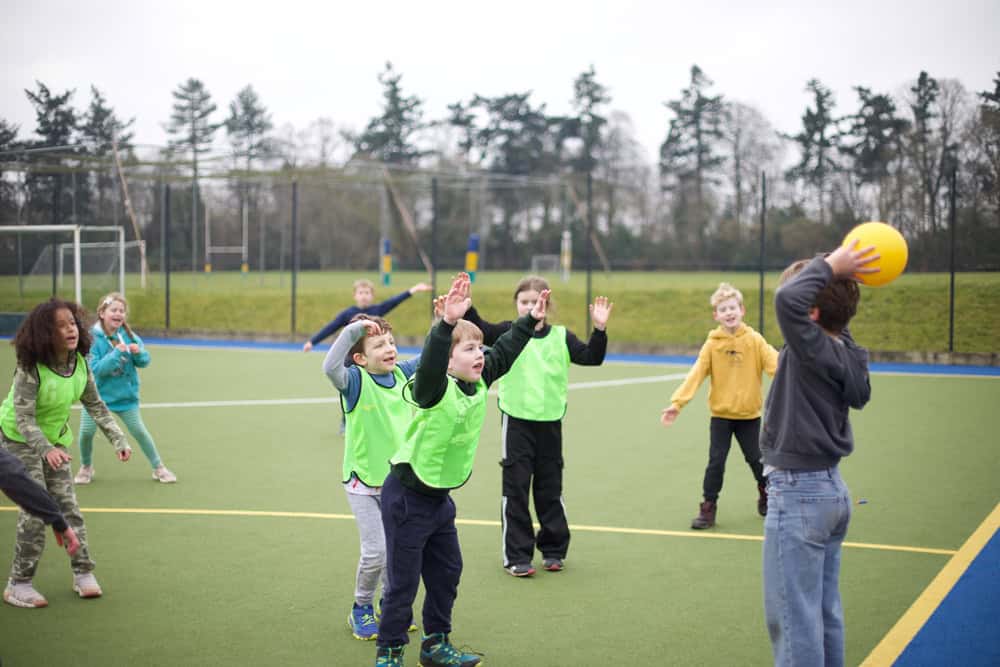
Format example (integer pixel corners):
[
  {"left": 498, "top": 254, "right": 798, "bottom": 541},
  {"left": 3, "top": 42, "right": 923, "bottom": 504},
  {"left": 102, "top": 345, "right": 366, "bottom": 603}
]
[{"left": 761, "top": 257, "right": 871, "bottom": 470}]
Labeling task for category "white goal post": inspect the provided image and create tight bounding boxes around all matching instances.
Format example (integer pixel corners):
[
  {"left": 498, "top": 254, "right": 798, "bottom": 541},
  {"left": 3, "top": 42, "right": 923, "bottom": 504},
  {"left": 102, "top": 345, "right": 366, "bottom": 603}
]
[{"left": 0, "top": 225, "right": 134, "bottom": 303}]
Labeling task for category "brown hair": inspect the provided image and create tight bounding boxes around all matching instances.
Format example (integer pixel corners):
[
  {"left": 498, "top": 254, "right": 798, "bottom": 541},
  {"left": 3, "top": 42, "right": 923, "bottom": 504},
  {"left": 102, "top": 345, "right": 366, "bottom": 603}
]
[
  {"left": 450, "top": 319, "right": 483, "bottom": 355},
  {"left": 513, "top": 275, "right": 550, "bottom": 302},
  {"left": 13, "top": 298, "right": 92, "bottom": 369},
  {"left": 778, "top": 259, "right": 860, "bottom": 333},
  {"left": 95, "top": 292, "right": 136, "bottom": 338},
  {"left": 348, "top": 314, "right": 392, "bottom": 358}
]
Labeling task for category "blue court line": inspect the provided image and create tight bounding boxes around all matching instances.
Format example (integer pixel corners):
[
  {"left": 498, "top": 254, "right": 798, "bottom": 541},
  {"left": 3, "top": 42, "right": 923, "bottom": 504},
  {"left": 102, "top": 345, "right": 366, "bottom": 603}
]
[{"left": 893, "top": 527, "right": 1000, "bottom": 666}]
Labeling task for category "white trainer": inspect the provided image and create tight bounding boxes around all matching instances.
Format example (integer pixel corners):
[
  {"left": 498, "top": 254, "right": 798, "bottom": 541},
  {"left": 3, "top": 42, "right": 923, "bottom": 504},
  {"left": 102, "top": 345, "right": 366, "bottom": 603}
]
[
  {"left": 152, "top": 465, "right": 177, "bottom": 483},
  {"left": 73, "top": 572, "right": 103, "bottom": 598},
  {"left": 3, "top": 579, "right": 48, "bottom": 608},
  {"left": 74, "top": 465, "right": 94, "bottom": 485}
]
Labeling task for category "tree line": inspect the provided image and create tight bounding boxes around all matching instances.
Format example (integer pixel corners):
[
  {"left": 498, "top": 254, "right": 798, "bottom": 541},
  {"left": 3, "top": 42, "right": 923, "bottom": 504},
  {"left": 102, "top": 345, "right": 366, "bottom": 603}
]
[{"left": 1, "top": 64, "right": 998, "bottom": 275}]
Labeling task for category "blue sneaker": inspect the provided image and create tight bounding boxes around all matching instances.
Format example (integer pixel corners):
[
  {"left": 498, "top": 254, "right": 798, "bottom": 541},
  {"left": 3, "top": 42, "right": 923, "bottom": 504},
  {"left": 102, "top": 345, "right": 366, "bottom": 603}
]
[
  {"left": 349, "top": 603, "right": 378, "bottom": 640},
  {"left": 419, "top": 633, "right": 483, "bottom": 666},
  {"left": 375, "top": 645, "right": 405, "bottom": 666}
]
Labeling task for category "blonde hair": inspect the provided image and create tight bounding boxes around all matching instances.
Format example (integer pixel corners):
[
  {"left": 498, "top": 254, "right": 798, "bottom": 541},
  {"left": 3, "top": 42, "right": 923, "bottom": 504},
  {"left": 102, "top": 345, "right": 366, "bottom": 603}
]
[
  {"left": 450, "top": 319, "right": 483, "bottom": 355},
  {"left": 95, "top": 291, "right": 135, "bottom": 338},
  {"left": 352, "top": 279, "right": 375, "bottom": 293},
  {"left": 710, "top": 283, "right": 744, "bottom": 309}
]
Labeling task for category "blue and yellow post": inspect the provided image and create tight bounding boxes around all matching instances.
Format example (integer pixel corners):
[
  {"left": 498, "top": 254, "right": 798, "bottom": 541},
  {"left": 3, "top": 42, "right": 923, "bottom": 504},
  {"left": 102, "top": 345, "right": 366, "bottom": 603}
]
[
  {"left": 380, "top": 237, "right": 392, "bottom": 286},
  {"left": 465, "top": 233, "right": 480, "bottom": 282}
]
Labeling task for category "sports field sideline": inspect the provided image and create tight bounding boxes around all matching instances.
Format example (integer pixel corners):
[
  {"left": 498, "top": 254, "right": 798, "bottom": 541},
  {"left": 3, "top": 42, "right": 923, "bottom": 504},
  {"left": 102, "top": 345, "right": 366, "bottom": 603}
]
[{"left": 0, "top": 339, "right": 997, "bottom": 666}]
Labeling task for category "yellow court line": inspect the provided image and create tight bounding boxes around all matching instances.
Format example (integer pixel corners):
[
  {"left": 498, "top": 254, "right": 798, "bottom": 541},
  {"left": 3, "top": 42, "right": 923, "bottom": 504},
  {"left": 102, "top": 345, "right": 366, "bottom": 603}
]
[
  {"left": 860, "top": 502, "right": 1000, "bottom": 667},
  {"left": 0, "top": 505, "right": 957, "bottom": 556}
]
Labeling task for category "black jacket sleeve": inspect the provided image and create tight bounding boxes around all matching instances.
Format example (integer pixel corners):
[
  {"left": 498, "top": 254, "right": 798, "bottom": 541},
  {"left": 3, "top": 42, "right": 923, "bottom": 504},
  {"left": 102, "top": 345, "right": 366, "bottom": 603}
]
[
  {"left": 482, "top": 313, "right": 539, "bottom": 387},
  {"left": 0, "top": 448, "right": 68, "bottom": 532},
  {"left": 566, "top": 328, "right": 607, "bottom": 366}
]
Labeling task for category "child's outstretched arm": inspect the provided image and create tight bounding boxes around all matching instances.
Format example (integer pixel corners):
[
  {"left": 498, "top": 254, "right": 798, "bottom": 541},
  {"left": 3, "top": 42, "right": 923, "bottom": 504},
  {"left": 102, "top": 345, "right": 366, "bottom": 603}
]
[
  {"left": 304, "top": 307, "right": 356, "bottom": 352},
  {"left": 411, "top": 274, "right": 473, "bottom": 408},
  {"left": 78, "top": 366, "right": 131, "bottom": 463},
  {"left": 482, "top": 289, "right": 549, "bottom": 387},
  {"left": 323, "top": 320, "right": 380, "bottom": 391},
  {"left": 660, "top": 340, "right": 711, "bottom": 427},
  {"left": 567, "top": 296, "right": 614, "bottom": 366}
]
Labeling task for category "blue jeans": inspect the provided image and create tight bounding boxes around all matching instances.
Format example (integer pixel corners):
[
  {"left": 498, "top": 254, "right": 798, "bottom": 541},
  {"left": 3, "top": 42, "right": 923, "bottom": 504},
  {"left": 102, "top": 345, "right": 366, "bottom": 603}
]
[{"left": 763, "top": 467, "right": 851, "bottom": 667}]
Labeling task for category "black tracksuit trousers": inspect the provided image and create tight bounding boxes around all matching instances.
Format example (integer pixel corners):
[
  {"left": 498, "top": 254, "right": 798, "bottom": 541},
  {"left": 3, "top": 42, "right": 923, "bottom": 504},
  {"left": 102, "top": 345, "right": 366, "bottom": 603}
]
[
  {"left": 500, "top": 414, "right": 569, "bottom": 567},
  {"left": 703, "top": 416, "right": 766, "bottom": 502}
]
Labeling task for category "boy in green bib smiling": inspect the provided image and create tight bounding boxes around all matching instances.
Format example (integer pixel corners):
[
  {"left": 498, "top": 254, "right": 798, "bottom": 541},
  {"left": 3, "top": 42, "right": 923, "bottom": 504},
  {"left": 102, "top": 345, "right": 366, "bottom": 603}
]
[{"left": 374, "top": 273, "right": 548, "bottom": 667}]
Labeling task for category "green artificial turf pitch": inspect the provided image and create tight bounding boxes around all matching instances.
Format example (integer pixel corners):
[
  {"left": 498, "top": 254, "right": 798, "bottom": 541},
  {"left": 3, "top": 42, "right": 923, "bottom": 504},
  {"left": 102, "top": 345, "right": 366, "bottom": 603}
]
[{"left": 0, "top": 345, "right": 996, "bottom": 666}]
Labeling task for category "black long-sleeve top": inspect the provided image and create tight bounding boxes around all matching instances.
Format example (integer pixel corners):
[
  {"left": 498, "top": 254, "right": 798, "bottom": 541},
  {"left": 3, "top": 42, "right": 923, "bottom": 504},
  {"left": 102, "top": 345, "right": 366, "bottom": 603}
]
[
  {"left": 463, "top": 305, "right": 608, "bottom": 366},
  {"left": 392, "top": 312, "right": 539, "bottom": 496},
  {"left": 0, "top": 447, "right": 68, "bottom": 532}
]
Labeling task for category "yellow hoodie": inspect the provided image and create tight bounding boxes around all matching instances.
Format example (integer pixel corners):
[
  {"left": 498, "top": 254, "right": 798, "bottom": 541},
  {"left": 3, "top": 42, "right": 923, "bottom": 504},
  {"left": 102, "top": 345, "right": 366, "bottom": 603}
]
[{"left": 670, "top": 323, "right": 779, "bottom": 420}]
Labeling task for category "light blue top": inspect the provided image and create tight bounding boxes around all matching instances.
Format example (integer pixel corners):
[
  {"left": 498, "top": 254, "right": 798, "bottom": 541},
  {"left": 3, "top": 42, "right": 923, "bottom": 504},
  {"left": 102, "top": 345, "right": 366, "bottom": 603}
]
[{"left": 88, "top": 324, "right": 150, "bottom": 412}]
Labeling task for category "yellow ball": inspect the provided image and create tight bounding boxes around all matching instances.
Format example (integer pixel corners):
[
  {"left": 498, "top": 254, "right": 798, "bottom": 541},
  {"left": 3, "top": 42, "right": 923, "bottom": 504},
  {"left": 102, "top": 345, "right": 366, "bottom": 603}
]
[{"left": 841, "top": 221, "right": 908, "bottom": 286}]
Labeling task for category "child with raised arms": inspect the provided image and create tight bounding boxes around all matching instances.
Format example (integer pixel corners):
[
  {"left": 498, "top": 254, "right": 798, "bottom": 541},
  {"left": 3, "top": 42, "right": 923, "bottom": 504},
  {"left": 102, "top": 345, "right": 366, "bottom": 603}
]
[
  {"left": 74, "top": 292, "right": 175, "bottom": 485},
  {"left": 322, "top": 313, "right": 420, "bottom": 641},
  {"left": 374, "top": 273, "right": 548, "bottom": 667},
  {"left": 761, "top": 244, "right": 875, "bottom": 666},
  {"left": 1, "top": 298, "right": 131, "bottom": 608},
  {"left": 660, "top": 282, "right": 778, "bottom": 529},
  {"left": 462, "top": 276, "right": 612, "bottom": 576}
]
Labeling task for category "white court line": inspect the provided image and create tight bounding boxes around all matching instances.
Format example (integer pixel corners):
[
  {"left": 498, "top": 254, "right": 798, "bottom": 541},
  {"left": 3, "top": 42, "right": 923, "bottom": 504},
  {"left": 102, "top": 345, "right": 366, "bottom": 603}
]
[{"left": 70, "top": 373, "right": 690, "bottom": 410}]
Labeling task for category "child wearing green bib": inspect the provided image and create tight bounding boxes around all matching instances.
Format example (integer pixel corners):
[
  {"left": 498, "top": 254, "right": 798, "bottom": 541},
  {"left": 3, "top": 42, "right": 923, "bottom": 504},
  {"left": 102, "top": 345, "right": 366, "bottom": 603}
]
[
  {"left": 1, "top": 299, "right": 130, "bottom": 609},
  {"left": 463, "top": 276, "right": 612, "bottom": 576},
  {"left": 373, "top": 273, "right": 548, "bottom": 667},
  {"left": 323, "top": 314, "right": 420, "bottom": 641}
]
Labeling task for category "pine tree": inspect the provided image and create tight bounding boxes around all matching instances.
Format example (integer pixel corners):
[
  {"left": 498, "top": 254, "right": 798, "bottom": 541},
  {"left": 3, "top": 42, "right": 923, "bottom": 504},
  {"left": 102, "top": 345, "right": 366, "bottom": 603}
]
[
  {"left": 659, "top": 65, "right": 726, "bottom": 246},
  {"left": 165, "top": 77, "right": 219, "bottom": 270},
  {"left": 841, "top": 87, "right": 909, "bottom": 220},
  {"left": 783, "top": 79, "right": 840, "bottom": 224},
  {"left": 353, "top": 62, "right": 425, "bottom": 165},
  {"left": 24, "top": 82, "right": 78, "bottom": 227},
  {"left": 79, "top": 86, "right": 135, "bottom": 225},
  {"left": 568, "top": 65, "right": 610, "bottom": 174}
]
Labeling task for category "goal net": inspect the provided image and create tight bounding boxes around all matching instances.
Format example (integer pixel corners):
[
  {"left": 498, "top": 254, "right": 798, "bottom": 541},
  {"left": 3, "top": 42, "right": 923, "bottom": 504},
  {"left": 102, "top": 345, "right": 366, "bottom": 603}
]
[
  {"left": 530, "top": 254, "right": 560, "bottom": 274},
  {"left": 0, "top": 225, "right": 135, "bottom": 303}
]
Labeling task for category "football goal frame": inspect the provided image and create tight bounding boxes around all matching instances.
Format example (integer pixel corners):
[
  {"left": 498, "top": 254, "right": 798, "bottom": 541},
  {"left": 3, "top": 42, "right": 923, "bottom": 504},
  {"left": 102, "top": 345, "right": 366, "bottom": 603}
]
[{"left": 0, "top": 225, "right": 130, "bottom": 303}]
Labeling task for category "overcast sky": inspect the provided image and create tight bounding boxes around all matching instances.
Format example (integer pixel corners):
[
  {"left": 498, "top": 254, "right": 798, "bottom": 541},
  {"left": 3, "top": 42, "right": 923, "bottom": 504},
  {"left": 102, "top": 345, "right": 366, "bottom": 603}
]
[{"left": 4, "top": 0, "right": 998, "bottom": 164}]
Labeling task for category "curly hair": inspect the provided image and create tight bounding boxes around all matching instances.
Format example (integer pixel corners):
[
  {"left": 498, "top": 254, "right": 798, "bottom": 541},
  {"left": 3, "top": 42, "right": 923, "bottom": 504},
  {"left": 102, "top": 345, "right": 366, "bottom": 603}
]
[
  {"left": 710, "top": 282, "right": 744, "bottom": 309},
  {"left": 13, "top": 298, "right": 92, "bottom": 369}
]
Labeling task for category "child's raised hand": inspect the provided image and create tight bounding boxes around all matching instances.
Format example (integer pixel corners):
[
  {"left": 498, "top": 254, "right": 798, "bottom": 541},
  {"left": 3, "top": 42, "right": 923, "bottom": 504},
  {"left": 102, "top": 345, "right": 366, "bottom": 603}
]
[
  {"left": 660, "top": 406, "right": 680, "bottom": 427},
  {"left": 128, "top": 343, "right": 140, "bottom": 354},
  {"left": 433, "top": 295, "right": 447, "bottom": 319},
  {"left": 529, "top": 289, "right": 551, "bottom": 321},
  {"left": 441, "top": 275, "right": 472, "bottom": 325},
  {"left": 826, "top": 239, "right": 879, "bottom": 280},
  {"left": 302, "top": 341, "right": 314, "bottom": 353},
  {"left": 360, "top": 320, "right": 383, "bottom": 337},
  {"left": 590, "top": 296, "right": 613, "bottom": 331},
  {"left": 114, "top": 342, "right": 128, "bottom": 352}
]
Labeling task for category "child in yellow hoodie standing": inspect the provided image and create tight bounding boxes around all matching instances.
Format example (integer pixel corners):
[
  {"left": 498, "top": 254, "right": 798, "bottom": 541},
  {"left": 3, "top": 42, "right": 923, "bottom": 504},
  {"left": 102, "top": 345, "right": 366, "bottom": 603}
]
[{"left": 661, "top": 283, "right": 778, "bottom": 529}]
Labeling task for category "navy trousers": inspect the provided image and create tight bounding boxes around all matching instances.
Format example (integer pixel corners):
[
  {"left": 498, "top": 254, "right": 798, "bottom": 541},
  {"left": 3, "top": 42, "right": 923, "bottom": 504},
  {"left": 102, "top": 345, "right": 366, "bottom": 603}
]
[{"left": 377, "top": 472, "right": 463, "bottom": 648}]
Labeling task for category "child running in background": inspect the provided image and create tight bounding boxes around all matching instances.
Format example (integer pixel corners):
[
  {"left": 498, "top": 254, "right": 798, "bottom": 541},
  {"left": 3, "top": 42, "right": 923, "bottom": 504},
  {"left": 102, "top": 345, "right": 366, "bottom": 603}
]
[
  {"left": 302, "top": 279, "right": 432, "bottom": 353},
  {"left": 762, "top": 244, "right": 875, "bottom": 666},
  {"left": 374, "top": 273, "right": 546, "bottom": 667},
  {"left": 660, "top": 283, "right": 778, "bottom": 529},
  {"left": 322, "top": 314, "right": 420, "bottom": 641},
  {"left": 462, "top": 276, "right": 612, "bottom": 576},
  {"left": 74, "top": 292, "right": 176, "bottom": 485},
  {"left": 0, "top": 298, "right": 131, "bottom": 608}
]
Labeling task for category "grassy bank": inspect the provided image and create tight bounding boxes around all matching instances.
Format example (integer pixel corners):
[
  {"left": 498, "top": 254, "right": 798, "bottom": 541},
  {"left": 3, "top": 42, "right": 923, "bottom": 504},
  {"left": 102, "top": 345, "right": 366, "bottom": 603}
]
[{"left": 1, "top": 270, "right": 998, "bottom": 354}]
